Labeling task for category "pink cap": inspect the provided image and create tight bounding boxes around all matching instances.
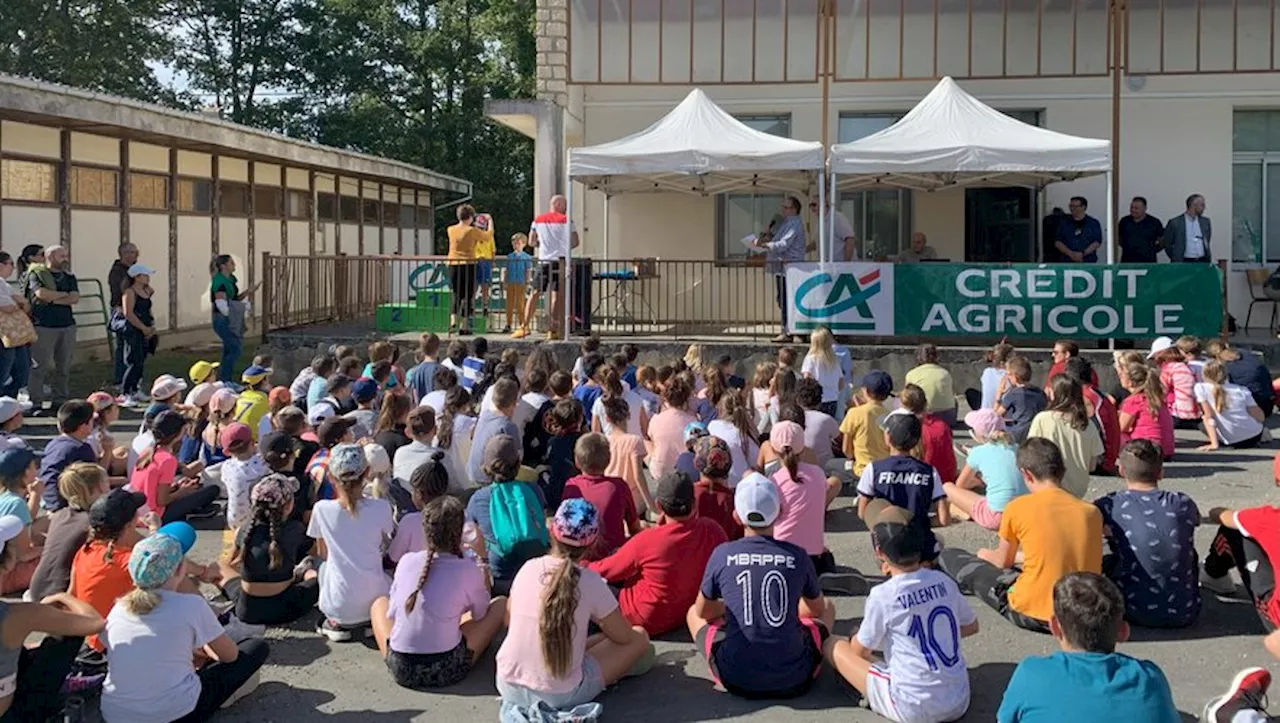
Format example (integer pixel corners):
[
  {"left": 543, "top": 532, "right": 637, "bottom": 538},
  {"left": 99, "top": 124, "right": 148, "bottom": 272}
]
[
  {"left": 219, "top": 422, "right": 252, "bottom": 451},
  {"left": 769, "top": 420, "right": 805, "bottom": 453},
  {"left": 964, "top": 408, "right": 1006, "bottom": 440},
  {"left": 87, "top": 391, "right": 116, "bottom": 411},
  {"left": 210, "top": 388, "right": 238, "bottom": 414}
]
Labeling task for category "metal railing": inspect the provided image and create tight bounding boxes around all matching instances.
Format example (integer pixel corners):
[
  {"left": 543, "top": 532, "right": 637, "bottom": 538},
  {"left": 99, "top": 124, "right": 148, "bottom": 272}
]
[{"left": 261, "top": 253, "right": 790, "bottom": 339}]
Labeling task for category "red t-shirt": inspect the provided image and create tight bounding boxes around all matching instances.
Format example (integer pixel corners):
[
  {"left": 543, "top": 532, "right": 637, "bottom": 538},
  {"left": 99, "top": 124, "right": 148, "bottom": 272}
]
[
  {"left": 1084, "top": 386, "right": 1121, "bottom": 473},
  {"left": 693, "top": 479, "right": 742, "bottom": 541},
  {"left": 587, "top": 517, "right": 727, "bottom": 635},
  {"left": 131, "top": 448, "right": 180, "bottom": 516},
  {"left": 1236, "top": 506, "right": 1280, "bottom": 626},
  {"left": 562, "top": 474, "right": 639, "bottom": 561},
  {"left": 1046, "top": 361, "right": 1099, "bottom": 390},
  {"left": 920, "top": 414, "right": 957, "bottom": 483}
]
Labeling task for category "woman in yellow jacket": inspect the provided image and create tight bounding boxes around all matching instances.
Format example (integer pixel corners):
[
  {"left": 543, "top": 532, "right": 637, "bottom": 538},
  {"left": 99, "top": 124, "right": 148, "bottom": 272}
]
[{"left": 447, "top": 205, "right": 486, "bottom": 336}]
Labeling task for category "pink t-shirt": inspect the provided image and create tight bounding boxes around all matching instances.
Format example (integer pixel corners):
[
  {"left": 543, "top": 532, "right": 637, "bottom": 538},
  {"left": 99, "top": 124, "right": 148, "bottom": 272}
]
[
  {"left": 646, "top": 408, "right": 696, "bottom": 480},
  {"left": 131, "top": 449, "right": 180, "bottom": 516},
  {"left": 1120, "top": 393, "right": 1176, "bottom": 459},
  {"left": 496, "top": 555, "right": 618, "bottom": 694},
  {"left": 605, "top": 433, "right": 646, "bottom": 504},
  {"left": 386, "top": 551, "right": 489, "bottom": 655},
  {"left": 769, "top": 461, "right": 827, "bottom": 556}
]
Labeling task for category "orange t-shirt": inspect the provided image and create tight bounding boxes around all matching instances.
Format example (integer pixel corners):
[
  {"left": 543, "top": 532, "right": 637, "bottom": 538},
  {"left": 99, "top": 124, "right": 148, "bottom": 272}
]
[
  {"left": 999, "top": 486, "right": 1102, "bottom": 622},
  {"left": 447, "top": 224, "right": 485, "bottom": 264},
  {"left": 71, "top": 540, "right": 135, "bottom": 652}
]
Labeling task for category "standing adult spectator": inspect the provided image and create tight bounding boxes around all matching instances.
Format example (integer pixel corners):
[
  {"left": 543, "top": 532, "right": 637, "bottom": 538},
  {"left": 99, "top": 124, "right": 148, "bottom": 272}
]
[
  {"left": 515, "top": 194, "right": 580, "bottom": 341},
  {"left": 0, "top": 252, "right": 31, "bottom": 398},
  {"left": 14, "top": 245, "right": 44, "bottom": 304},
  {"left": 1054, "top": 196, "right": 1103, "bottom": 263},
  {"left": 1117, "top": 197, "right": 1164, "bottom": 264},
  {"left": 1165, "top": 193, "right": 1212, "bottom": 263},
  {"left": 753, "top": 196, "right": 806, "bottom": 344},
  {"left": 1041, "top": 207, "right": 1066, "bottom": 263},
  {"left": 27, "top": 246, "right": 78, "bottom": 413},
  {"left": 809, "top": 199, "right": 857, "bottom": 261},
  {"left": 119, "top": 264, "right": 158, "bottom": 407},
  {"left": 210, "top": 254, "right": 258, "bottom": 383},
  {"left": 897, "top": 232, "right": 938, "bottom": 263},
  {"left": 107, "top": 243, "right": 139, "bottom": 389},
  {"left": 445, "top": 204, "right": 483, "bottom": 336}
]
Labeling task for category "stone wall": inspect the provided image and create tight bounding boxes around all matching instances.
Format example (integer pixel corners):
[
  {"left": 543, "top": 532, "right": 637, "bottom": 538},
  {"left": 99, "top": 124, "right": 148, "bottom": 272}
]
[{"left": 535, "top": 0, "right": 568, "bottom": 107}]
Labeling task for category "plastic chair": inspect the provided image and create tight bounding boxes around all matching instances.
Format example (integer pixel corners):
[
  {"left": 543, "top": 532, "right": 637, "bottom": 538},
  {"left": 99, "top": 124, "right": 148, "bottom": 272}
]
[{"left": 1244, "top": 268, "right": 1279, "bottom": 332}]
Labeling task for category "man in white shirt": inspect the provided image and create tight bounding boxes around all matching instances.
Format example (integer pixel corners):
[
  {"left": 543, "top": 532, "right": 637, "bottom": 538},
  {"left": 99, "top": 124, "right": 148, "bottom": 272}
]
[
  {"left": 1165, "top": 193, "right": 1213, "bottom": 263},
  {"left": 515, "top": 194, "right": 579, "bottom": 341},
  {"left": 810, "top": 200, "right": 857, "bottom": 261}
]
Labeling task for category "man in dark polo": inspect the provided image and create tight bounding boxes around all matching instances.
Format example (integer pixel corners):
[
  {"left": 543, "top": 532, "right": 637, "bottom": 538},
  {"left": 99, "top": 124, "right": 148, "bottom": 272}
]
[
  {"left": 1117, "top": 197, "right": 1163, "bottom": 263},
  {"left": 1054, "top": 196, "right": 1103, "bottom": 263}
]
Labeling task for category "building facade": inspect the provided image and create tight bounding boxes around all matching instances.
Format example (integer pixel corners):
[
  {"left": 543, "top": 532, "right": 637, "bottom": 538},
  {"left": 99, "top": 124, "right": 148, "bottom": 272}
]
[
  {"left": 0, "top": 73, "right": 469, "bottom": 343},
  {"left": 492, "top": 0, "right": 1280, "bottom": 326}
]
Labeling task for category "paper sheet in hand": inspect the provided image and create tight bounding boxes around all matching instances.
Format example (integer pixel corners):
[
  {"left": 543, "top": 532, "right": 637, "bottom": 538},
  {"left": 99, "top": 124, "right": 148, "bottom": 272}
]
[{"left": 740, "top": 234, "right": 764, "bottom": 254}]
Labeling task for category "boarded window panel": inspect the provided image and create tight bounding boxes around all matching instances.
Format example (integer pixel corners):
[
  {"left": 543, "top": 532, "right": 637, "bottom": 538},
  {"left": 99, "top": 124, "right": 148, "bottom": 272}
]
[
  {"left": 1, "top": 159, "right": 56, "bottom": 203},
  {"left": 836, "top": 0, "right": 869, "bottom": 79},
  {"left": 220, "top": 182, "right": 249, "bottom": 215},
  {"left": 1162, "top": 0, "right": 1199, "bottom": 72},
  {"left": 254, "top": 186, "right": 282, "bottom": 218},
  {"left": 177, "top": 179, "right": 212, "bottom": 212},
  {"left": 1039, "top": 0, "right": 1074, "bottom": 75},
  {"left": 571, "top": 0, "right": 600, "bottom": 82},
  {"left": 936, "top": 0, "right": 969, "bottom": 77},
  {"left": 600, "top": 0, "right": 631, "bottom": 82},
  {"left": 1237, "top": 0, "right": 1273, "bottom": 71},
  {"left": 1126, "top": 0, "right": 1162, "bottom": 73},
  {"left": 630, "top": 0, "right": 661, "bottom": 81},
  {"left": 901, "top": 0, "right": 936, "bottom": 79},
  {"left": 1075, "top": 0, "right": 1109, "bottom": 75},
  {"left": 70, "top": 167, "right": 118, "bottom": 207},
  {"left": 1006, "top": 0, "right": 1040, "bottom": 76},
  {"left": 723, "top": 0, "right": 755, "bottom": 82},
  {"left": 754, "top": 0, "right": 787, "bottom": 82},
  {"left": 971, "top": 0, "right": 1005, "bottom": 77},
  {"left": 867, "top": 0, "right": 902, "bottom": 78},
  {"left": 661, "top": 0, "right": 692, "bottom": 82},
  {"left": 129, "top": 173, "right": 168, "bottom": 210},
  {"left": 1199, "top": 0, "right": 1235, "bottom": 71},
  {"left": 786, "top": 0, "right": 818, "bottom": 80},
  {"left": 692, "top": 0, "right": 722, "bottom": 82}
]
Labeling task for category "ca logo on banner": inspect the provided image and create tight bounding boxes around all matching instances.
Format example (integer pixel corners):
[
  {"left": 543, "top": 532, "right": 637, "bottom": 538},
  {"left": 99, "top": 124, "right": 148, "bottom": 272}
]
[{"left": 786, "top": 263, "right": 895, "bottom": 335}]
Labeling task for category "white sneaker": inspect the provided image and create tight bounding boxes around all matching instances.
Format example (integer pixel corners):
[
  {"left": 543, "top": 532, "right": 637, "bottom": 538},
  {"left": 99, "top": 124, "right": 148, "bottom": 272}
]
[
  {"left": 220, "top": 670, "right": 261, "bottom": 709},
  {"left": 1201, "top": 568, "right": 1238, "bottom": 595},
  {"left": 223, "top": 614, "right": 265, "bottom": 643},
  {"left": 118, "top": 395, "right": 138, "bottom": 409}
]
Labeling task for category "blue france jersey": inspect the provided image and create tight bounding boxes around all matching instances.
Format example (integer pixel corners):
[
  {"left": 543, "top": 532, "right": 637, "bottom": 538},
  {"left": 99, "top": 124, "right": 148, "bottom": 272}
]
[{"left": 857, "top": 454, "right": 945, "bottom": 553}]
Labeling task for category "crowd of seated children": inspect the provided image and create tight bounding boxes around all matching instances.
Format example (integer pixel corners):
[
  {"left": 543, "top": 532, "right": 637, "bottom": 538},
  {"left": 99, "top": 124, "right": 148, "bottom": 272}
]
[
  {"left": 944, "top": 408, "right": 1025, "bottom": 531},
  {"left": 996, "top": 356, "right": 1048, "bottom": 444},
  {"left": 1027, "top": 376, "right": 1102, "bottom": 498}
]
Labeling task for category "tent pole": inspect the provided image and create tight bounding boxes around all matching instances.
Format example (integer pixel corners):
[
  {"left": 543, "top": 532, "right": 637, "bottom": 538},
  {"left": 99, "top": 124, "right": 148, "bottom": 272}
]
[
  {"left": 1106, "top": 169, "right": 1116, "bottom": 352},
  {"left": 830, "top": 171, "right": 839, "bottom": 260},
  {"left": 603, "top": 194, "right": 610, "bottom": 261},
  {"left": 818, "top": 171, "right": 827, "bottom": 266},
  {"left": 564, "top": 165, "right": 573, "bottom": 338}
]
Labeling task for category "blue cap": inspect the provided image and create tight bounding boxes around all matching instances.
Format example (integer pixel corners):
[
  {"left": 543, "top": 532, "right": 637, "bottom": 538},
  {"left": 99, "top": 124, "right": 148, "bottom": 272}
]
[
  {"left": 860, "top": 370, "right": 893, "bottom": 398},
  {"left": 352, "top": 377, "right": 379, "bottom": 403},
  {"left": 0, "top": 448, "right": 36, "bottom": 480},
  {"left": 682, "top": 421, "right": 709, "bottom": 444},
  {"left": 242, "top": 365, "right": 272, "bottom": 384},
  {"left": 156, "top": 521, "right": 197, "bottom": 554}
]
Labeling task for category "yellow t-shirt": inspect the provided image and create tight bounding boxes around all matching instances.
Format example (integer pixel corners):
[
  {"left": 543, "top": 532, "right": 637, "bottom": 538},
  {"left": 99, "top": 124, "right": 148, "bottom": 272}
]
[
  {"left": 904, "top": 363, "right": 956, "bottom": 413},
  {"left": 999, "top": 486, "right": 1103, "bottom": 622},
  {"left": 1026, "top": 411, "right": 1103, "bottom": 498},
  {"left": 474, "top": 214, "right": 496, "bottom": 260},
  {"left": 447, "top": 224, "right": 484, "bottom": 263},
  {"left": 839, "top": 401, "right": 890, "bottom": 476}
]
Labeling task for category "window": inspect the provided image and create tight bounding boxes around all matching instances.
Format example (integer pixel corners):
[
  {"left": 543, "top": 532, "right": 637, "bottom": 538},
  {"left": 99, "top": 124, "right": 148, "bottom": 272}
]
[
  {"left": 129, "top": 173, "right": 168, "bottom": 211},
  {"left": 717, "top": 115, "right": 791, "bottom": 261},
  {"left": 286, "top": 190, "right": 310, "bottom": 220},
  {"left": 382, "top": 202, "right": 399, "bottom": 227},
  {"left": 219, "top": 181, "right": 249, "bottom": 215},
  {"left": 318, "top": 192, "right": 337, "bottom": 221},
  {"left": 362, "top": 198, "right": 381, "bottom": 224},
  {"left": 254, "top": 186, "right": 282, "bottom": 219},
  {"left": 399, "top": 203, "right": 416, "bottom": 228},
  {"left": 416, "top": 206, "right": 432, "bottom": 229},
  {"left": 836, "top": 114, "right": 910, "bottom": 258},
  {"left": 0, "top": 159, "right": 57, "bottom": 203},
  {"left": 177, "top": 178, "right": 213, "bottom": 212},
  {"left": 340, "top": 196, "right": 359, "bottom": 222},
  {"left": 70, "top": 166, "right": 118, "bottom": 207},
  {"left": 1232, "top": 110, "right": 1280, "bottom": 264}
]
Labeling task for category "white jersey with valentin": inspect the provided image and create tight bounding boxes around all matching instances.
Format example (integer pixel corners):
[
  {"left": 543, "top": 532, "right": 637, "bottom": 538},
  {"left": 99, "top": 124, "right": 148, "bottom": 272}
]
[{"left": 856, "top": 568, "right": 975, "bottom": 723}]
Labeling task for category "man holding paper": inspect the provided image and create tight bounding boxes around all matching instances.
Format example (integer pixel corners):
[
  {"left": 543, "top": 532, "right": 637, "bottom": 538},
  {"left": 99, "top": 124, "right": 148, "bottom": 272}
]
[{"left": 752, "top": 196, "right": 807, "bottom": 343}]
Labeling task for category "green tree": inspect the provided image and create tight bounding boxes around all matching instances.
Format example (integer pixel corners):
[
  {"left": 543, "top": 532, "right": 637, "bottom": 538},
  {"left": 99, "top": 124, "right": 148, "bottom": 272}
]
[{"left": 0, "top": 0, "right": 174, "bottom": 102}]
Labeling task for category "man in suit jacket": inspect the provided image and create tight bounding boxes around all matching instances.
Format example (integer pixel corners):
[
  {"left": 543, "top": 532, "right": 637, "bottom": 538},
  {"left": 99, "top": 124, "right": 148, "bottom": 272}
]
[{"left": 1165, "top": 193, "right": 1212, "bottom": 263}]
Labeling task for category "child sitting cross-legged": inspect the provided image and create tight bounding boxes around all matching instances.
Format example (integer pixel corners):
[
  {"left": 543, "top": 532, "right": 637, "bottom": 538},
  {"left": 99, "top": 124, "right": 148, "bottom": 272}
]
[
  {"left": 465, "top": 434, "right": 549, "bottom": 595},
  {"left": 691, "top": 436, "right": 744, "bottom": 542},
  {"left": 563, "top": 432, "right": 640, "bottom": 561},
  {"left": 371, "top": 496, "right": 507, "bottom": 690},
  {"left": 944, "top": 408, "right": 1025, "bottom": 531},
  {"left": 1095, "top": 439, "right": 1201, "bottom": 629},
  {"left": 825, "top": 501, "right": 980, "bottom": 723},
  {"left": 857, "top": 414, "right": 949, "bottom": 562},
  {"left": 588, "top": 472, "right": 727, "bottom": 636},
  {"left": 996, "top": 572, "right": 1180, "bottom": 723},
  {"left": 688, "top": 473, "right": 835, "bottom": 700}
]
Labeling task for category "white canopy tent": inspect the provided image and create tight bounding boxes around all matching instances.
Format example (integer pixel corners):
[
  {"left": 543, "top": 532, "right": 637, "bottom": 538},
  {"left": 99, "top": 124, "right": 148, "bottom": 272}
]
[
  {"left": 561, "top": 88, "right": 827, "bottom": 332},
  {"left": 828, "top": 77, "right": 1115, "bottom": 261}
]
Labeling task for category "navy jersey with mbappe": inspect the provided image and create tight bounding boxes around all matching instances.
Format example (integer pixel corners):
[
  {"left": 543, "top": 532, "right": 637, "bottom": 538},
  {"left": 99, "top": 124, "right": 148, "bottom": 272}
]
[{"left": 857, "top": 454, "right": 945, "bottom": 555}]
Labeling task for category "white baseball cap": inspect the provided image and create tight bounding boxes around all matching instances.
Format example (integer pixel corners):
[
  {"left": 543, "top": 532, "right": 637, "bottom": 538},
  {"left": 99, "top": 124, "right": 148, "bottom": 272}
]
[
  {"left": 307, "top": 404, "right": 336, "bottom": 426},
  {"left": 0, "top": 397, "right": 32, "bottom": 425},
  {"left": 127, "top": 263, "right": 157, "bottom": 278},
  {"left": 1147, "top": 336, "right": 1175, "bottom": 359},
  {"left": 735, "top": 472, "right": 782, "bottom": 529},
  {"left": 150, "top": 374, "right": 189, "bottom": 401},
  {"left": 0, "top": 515, "right": 23, "bottom": 545}
]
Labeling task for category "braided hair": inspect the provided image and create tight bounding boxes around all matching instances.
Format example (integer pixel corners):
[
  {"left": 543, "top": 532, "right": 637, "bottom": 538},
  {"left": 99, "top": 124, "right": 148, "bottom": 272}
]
[
  {"left": 403, "top": 496, "right": 465, "bottom": 615},
  {"left": 408, "top": 450, "right": 450, "bottom": 508}
]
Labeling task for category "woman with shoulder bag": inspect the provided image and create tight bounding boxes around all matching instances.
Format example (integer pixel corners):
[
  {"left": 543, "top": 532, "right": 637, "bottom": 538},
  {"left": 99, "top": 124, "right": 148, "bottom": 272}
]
[{"left": 0, "top": 253, "right": 34, "bottom": 399}]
